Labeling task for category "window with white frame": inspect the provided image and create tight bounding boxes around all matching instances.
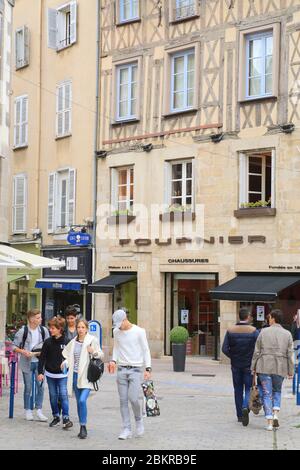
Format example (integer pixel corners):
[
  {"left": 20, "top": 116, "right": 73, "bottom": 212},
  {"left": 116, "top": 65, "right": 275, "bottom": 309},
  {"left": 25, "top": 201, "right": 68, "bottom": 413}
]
[
  {"left": 116, "top": 63, "right": 138, "bottom": 121},
  {"left": 14, "top": 95, "right": 28, "bottom": 148},
  {"left": 239, "top": 151, "right": 275, "bottom": 207},
  {"left": 168, "top": 160, "right": 193, "bottom": 209},
  {"left": 111, "top": 167, "right": 134, "bottom": 213},
  {"left": 119, "top": 0, "right": 139, "bottom": 23},
  {"left": 56, "top": 81, "right": 72, "bottom": 137},
  {"left": 48, "top": 1, "right": 77, "bottom": 51},
  {"left": 48, "top": 168, "right": 76, "bottom": 233},
  {"left": 15, "top": 26, "right": 30, "bottom": 69},
  {"left": 13, "top": 174, "right": 27, "bottom": 233},
  {"left": 174, "top": 0, "right": 196, "bottom": 20},
  {"left": 171, "top": 49, "right": 195, "bottom": 112},
  {"left": 246, "top": 31, "right": 273, "bottom": 99}
]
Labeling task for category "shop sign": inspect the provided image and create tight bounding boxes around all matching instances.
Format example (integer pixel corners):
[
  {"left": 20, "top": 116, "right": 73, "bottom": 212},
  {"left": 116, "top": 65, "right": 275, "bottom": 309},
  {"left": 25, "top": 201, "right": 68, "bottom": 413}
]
[
  {"left": 256, "top": 306, "right": 265, "bottom": 321},
  {"left": 67, "top": 231, "right": 91, "bottom": 246},
  {"left": 168, "top": 258, "right": 209, "bottom": 264}
]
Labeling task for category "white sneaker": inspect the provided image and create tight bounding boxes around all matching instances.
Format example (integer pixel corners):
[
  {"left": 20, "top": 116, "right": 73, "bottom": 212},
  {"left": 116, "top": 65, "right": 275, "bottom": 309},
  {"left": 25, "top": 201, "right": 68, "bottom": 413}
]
[
  {"left": 136, "top": 420, "right": 144, "bottom": 438},
  {"left": 25, "top": 410, "right": 34, "bottom": 421},
  {"left": 265, "top": 424, "right": 273, "bottom": 431},
  {"left": 118, "top": 428, "right": 132, "bottom": 440},
  {"left": 273, "top": 413, "right": 279, "bottom": 428},
  {"left": 36, "top": 409, "right": 48, "bottom": 422}
]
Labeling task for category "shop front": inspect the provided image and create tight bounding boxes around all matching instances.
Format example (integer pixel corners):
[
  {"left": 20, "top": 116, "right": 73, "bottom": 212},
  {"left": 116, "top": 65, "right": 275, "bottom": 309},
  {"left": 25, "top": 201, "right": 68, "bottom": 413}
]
[
  {"left": 210, "top": 273, "right": 300, "bottom": 332},
  {"left": 7, "top": 243, "right": 42, "bottom": 324},
  {"left": 35, "top": 247, "right": 92, "bottom": 322},
  {"left": 165, "top": 273, "right": 219, "bottom": 359}
]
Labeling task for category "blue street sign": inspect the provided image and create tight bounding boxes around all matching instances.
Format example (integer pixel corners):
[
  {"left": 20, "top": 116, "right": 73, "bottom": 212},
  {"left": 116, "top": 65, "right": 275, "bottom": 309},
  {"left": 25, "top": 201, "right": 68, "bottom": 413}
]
[
  {"left": 88, "top": 320, "right": 102, "bottom": 348},
  {"left": 67, "top": 231, "right": 91, "bottom": 246}
]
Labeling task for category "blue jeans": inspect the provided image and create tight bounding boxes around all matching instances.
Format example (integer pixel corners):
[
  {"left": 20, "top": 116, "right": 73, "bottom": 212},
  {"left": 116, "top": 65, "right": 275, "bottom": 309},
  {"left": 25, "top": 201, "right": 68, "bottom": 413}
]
[
  {"left": 46, "top": 376, "right": 69, "bottom": 419},
  {"left": 22, "top": 362, "right": 44, "bottom": 410},
  {"left": 73, "top": 372, "right": 90, "bottom": 426},
  {"left": 231, "top": 367, "right": 253, "bottom": 418},
  {"left": 258, "top": 374, "right": 284, "bottom": 420}
]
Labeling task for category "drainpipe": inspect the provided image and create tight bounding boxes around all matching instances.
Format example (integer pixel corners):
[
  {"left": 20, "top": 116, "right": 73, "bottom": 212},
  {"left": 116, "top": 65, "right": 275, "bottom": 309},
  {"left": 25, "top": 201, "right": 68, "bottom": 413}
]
[{"left": 92, "top": 0, "right": 101, "bottom": 320}]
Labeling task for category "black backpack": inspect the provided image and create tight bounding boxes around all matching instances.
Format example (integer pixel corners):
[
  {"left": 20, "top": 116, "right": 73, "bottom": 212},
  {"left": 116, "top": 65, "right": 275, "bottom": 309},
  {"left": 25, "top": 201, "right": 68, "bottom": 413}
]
[
  {"left": 20, "top": 325, "right": 46, "bottom": 350},
  {"left": 87, "top": 355, "right": 104, "bottom": 391}
]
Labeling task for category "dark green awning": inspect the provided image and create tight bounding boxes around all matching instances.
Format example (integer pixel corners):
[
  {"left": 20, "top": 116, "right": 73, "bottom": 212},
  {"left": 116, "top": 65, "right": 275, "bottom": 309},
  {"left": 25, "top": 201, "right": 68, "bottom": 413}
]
[{"left": 210, "top": 275, "right": 300, "bottom": 302}]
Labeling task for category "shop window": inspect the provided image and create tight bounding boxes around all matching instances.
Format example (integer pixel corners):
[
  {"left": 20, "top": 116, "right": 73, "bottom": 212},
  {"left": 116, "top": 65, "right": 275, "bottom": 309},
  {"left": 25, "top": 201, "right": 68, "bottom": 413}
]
[
  {"left": 239, "top": 150, "right": 275, "bottom": 208},
  {"left": 111, "top": 166, "right": 134, "bottom": 214}
]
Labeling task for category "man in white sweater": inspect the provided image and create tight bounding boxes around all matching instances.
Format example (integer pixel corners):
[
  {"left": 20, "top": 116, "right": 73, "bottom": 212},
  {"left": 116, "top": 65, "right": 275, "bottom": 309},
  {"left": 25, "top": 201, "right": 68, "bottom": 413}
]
[{"left": 108, "top": 309, "right": 152, "bottom": 440}]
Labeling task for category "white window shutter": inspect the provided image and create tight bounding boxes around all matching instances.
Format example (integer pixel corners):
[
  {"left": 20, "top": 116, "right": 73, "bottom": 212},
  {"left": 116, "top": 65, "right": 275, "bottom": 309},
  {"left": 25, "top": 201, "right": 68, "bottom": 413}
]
[
  {"left": 13, "top": 175, "right": 27, "bottom": 233},
  {"left": 48, "top": 8, "right": 58, "bottom": 49},
  {"left": 239, "top": 153, "right": 247, "bottom": 206},
  {"left": 64, "top": 82, "right": 72, "bottom": 134},
  {"left": 15, "top": 28, "right": 24, "bottom": 69},
  {"left": 56, "top": 85, "right": 64, "bottom": 137},
  {"left": 24, "top": 26, "right": 30, "bottom": 66},
  {"left": 68, "top": 169, "right": 76, "bottom": 226},
  {"left": 111, "top": 168, "right": 118, "bottom": 211},
  {"left": 48, "top": 172, "right": 57, "bottom": 233},
  {"left": 21, "top": 96, "right": 28, "bottom": 146},
  {"left": 164, "top": 162, "right": 172, "bottom": 206},
  {"left": 14, "top": 98, "right": 21, "bottom": 147},
  {"left": 70, "top": 1, "right": 77, "bottom": 44},
  {"left": 271, "top": 149, "right": 276, "bottom": 209}
]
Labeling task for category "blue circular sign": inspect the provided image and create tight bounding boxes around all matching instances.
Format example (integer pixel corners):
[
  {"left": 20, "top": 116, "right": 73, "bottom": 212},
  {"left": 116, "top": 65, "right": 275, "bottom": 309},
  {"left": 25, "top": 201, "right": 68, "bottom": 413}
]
[{"left": 67, "top": 232, "right": 91, "bottom": 246}]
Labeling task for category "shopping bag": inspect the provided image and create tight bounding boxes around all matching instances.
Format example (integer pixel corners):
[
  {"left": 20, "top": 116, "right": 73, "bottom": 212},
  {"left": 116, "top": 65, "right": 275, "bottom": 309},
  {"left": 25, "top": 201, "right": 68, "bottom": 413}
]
[
  {"left": 141, "top": 381, "right": 160, "bottom": 417},
  {"left": 249, "top": 374, "right": 262, "bottom": 415}
]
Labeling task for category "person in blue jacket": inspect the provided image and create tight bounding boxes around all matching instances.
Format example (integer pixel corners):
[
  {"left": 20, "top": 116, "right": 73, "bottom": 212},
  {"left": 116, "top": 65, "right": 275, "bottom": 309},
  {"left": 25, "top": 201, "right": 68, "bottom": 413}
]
[{"left": 222, "top": 307, "right": 259, "bottom": 426}]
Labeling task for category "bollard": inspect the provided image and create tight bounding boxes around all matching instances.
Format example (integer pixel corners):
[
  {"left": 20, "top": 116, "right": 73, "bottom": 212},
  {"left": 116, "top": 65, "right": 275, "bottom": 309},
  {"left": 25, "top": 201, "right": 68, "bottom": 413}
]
[{"left": 9, "top": 360, "right": 16, "bottom": 419}]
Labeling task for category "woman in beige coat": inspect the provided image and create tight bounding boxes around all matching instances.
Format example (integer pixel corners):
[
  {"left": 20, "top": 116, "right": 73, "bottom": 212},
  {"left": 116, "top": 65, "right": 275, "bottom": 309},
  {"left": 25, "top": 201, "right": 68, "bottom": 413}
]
[
  {"left": 62, "top": 319, "right": 104, "bottom": 439},
  {"left": 251, "top": 309, "right": 294, "bottom": 431}
]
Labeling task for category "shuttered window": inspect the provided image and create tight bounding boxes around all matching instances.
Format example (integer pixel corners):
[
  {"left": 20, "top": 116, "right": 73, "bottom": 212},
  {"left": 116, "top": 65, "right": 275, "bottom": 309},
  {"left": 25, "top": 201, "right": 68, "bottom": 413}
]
[
  {"left": 56, "top": 81, "right": 72, "bottom": 137},
  {"left": 48, "top": 169, "right": 76, "bottom": 233},
  {"left": 13, "top": 175, "right": 27, "bottom": 233},
  {"left": 48, "top": 1, "right": 77, "bottom": 51},
  {"left": 15, "top": 26, "right": 30, "bottom": 69},
  {"left": 14, "top": 95, "right": 28, "bottom": 148},
  {"left": 116, "top": 63, "right": 138, "bottom": 121}
]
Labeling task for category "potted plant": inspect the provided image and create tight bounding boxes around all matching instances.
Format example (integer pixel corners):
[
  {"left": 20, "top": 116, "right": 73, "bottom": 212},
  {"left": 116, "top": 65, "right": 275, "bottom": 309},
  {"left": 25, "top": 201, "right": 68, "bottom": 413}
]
[{"left": 170, "top": 326, "right": 189, "bottom": 372}]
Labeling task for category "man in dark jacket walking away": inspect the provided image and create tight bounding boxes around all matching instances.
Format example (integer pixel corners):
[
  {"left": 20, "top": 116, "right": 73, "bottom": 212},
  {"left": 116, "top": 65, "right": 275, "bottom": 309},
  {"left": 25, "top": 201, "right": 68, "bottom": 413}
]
[{"left": 222, "top": 308, "right": 259, "bottom": 426}]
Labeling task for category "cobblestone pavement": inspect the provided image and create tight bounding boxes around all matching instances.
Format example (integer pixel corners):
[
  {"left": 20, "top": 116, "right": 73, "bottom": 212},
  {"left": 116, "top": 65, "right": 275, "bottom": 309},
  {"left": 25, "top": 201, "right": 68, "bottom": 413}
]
[{"left": 0, "top": 357, "right": 300, "bottom": 450}]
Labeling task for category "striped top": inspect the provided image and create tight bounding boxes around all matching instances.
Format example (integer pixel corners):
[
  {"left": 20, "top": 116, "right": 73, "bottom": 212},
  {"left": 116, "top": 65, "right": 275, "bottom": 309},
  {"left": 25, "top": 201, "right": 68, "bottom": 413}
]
[{"left": 74, "top": 341, "right": 83, "bottom": 373}]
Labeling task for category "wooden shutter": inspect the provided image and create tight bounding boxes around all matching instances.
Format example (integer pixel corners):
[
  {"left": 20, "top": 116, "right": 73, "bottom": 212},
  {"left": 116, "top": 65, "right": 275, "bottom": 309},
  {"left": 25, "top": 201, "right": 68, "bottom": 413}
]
[
  {"left": 47, "top": 8, "right": 57, "bottom": 49},
  {"left": 48, "top": 172, "right": 57, "bottom": 233},
  {"left": 68, "top": 169, "right": 76, "bottom": 226},
  {"left": 14, "top": 98, "right": 21, "bottom": 147},
  {"left": 111, "top": 168, "right": 118, "bottom": 212},
  {"left": 239, "top": 153, "right": 247, "bottom": 206},
  {"left": 70, "top": 1, "right": 77, "bottom": 44},
  {"left": 15, "top": 28, "right": 24, "bottom": 69},
  {"left": 56, "top": 84, "right": 64, "bottom": 137},
  {"left": 21, "top": 96, "right": 28, "bottom": 146},
  {"left": 24, "top": 26, "right": 30, "bottom": 66},
  {"left": 164, "top": 162, "right": 172, "bottom": 207},
  {"left": 13, "top": 175, "right": 27, "bottom": 233},
  {"left": 64, "top": 81, "right": 72, "bottom": 135},
  {"left": 271, "top": 149, "right": 276, "bottom": 209}
]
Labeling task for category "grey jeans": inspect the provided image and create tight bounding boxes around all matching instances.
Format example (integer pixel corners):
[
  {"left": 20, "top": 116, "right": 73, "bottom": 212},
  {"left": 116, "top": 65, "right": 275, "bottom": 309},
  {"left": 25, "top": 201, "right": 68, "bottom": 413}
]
[{"left": 117, "top": 367, "right": 142, "bottom": 430}]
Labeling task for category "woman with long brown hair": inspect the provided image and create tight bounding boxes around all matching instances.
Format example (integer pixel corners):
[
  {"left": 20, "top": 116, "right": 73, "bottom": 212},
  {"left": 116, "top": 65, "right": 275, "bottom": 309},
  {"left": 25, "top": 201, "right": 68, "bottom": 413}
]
[{"left": 62, "top": 319, "right": 104, "bottom": 439}]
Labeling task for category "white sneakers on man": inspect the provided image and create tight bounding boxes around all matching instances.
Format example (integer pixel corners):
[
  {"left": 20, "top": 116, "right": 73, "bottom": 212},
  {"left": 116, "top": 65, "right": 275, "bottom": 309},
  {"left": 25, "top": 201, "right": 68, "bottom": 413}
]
[
  {"left": 36, "top": 409, "right": 48, "bottom": 422},
  {"left": 25, "top": 410, "right": 34, "bottom": 421},
  {"left": 118, "top": 428, "right": 132, "bottom": 440},
  {"left": 135, "top": 420, "right": 144, "bottom": 438},
  {"left": 265, "top": 423, "right": 273, "bottom": 431}
]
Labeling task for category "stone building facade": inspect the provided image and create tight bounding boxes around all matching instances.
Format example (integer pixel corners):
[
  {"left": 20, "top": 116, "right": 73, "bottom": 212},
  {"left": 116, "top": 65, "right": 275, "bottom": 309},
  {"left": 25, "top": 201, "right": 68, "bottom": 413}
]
[
  {"left": 0, "top": 0, "right": 14, "bottom": 340},
  {"left": 91, "top": 0, "right": 300, "bottom": 358}
]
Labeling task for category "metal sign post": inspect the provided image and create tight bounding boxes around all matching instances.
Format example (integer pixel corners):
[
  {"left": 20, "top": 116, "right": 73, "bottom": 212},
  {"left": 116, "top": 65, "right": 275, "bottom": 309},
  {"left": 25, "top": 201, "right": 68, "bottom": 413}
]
[{"left": 9, "top": 359, "right": 16, "bottom": 419}]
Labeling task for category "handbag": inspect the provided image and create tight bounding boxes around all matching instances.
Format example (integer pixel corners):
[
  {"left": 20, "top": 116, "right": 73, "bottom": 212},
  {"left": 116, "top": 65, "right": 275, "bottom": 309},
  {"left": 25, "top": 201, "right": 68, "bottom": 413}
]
[
  {"left": 87, "top": 351, "right": 104, "bottom": 392},
  {"left": 249, "top": 374, "right": 262, "bottom": 415},
  {"left": 141, "top": 381, "right": 160, "bottom": 417}
]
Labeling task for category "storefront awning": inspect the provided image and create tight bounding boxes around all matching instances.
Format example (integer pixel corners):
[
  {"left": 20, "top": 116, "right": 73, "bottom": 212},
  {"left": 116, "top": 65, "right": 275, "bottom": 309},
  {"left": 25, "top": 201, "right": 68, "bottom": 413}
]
[
  {"left": 35, "top": 278, "right": 87, "bottom": 291},
  {"left": 88, "top": 273, "right": 137, "bottom": 293},
  {"left": 7, "top": 273, "right": 29, "bottom": 283},
  {"left": 210, "top": 275, "right": 300, "bottom": 302},
  {"left": 0, "top": 244, "right": 65, "bottom": 269},
  {"left": 0, "top": 254, "right": 26, "bottom": 267}
]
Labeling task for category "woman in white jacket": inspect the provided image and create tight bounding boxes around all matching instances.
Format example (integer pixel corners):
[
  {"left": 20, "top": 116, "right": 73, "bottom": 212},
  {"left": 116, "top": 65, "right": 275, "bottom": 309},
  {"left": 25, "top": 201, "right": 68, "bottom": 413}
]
[{"left": 62, "top": 319, "right": 104, "bottom": 439}]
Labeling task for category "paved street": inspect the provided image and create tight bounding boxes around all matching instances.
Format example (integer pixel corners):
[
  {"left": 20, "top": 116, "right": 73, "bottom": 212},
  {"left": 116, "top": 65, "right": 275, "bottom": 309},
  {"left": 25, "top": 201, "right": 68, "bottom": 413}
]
[{"left": 0, "top": 357, "right": 300, "bottom": 451}]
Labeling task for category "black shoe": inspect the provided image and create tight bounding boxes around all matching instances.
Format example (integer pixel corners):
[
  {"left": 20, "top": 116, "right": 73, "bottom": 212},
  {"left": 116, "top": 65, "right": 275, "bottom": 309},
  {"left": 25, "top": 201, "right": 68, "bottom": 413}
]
[
  {"left": 242, "top": 408, "right": 249, "bottom": 427},
  {"left": 237, "top": 417, "right": 243, "bottom": 423},
  {"left": 63, "top": 418, "right": 73, "bottom": 430},
  {"left": 78, "top": 425, "right": 87, "bottom": 439},
  {"left": 49, "top": 417, "right": 60, "bottom": 427}
]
